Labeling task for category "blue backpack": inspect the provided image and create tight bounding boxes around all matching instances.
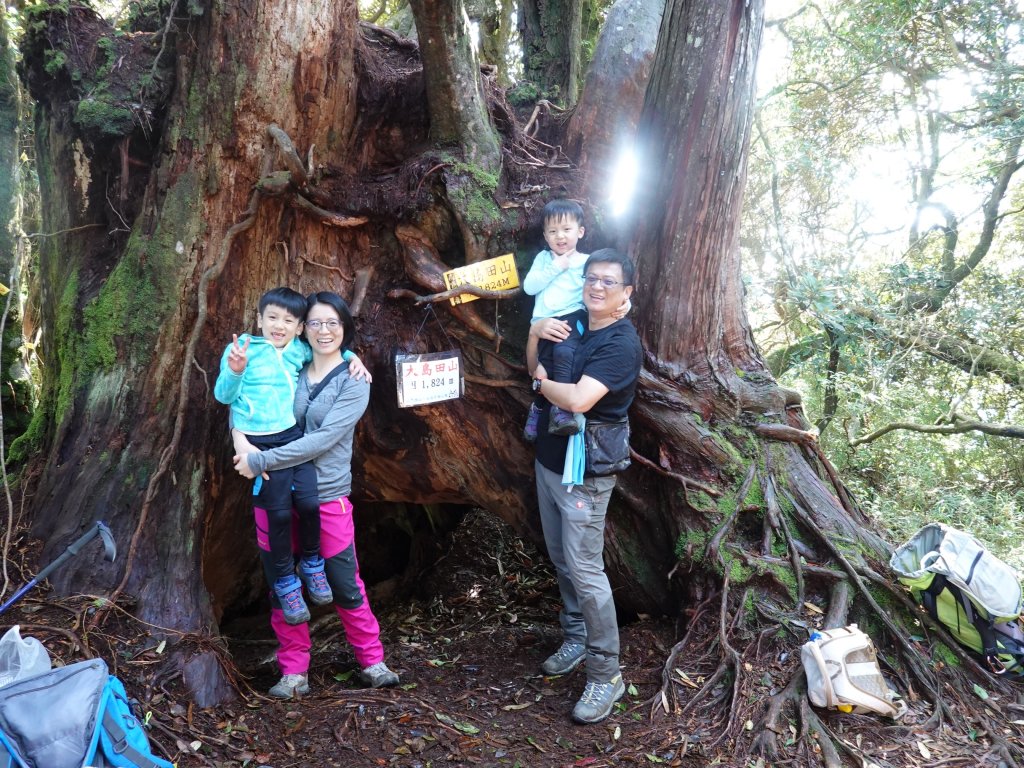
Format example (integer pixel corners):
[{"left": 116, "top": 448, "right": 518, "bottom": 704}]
[{"left": 0, "top": 658, "right": 173, "bottom": 768}]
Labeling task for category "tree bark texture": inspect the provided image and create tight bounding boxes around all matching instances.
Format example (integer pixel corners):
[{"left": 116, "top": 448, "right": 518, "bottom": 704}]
[
  {"left": 519, "top": 0, "right": 583, "bottom": 105},
  {"left": 409, "top": 0, "right": 501, "bottom": 174},
  {"left": 566, "top": 0, "right": 665, "bottom": 230}
]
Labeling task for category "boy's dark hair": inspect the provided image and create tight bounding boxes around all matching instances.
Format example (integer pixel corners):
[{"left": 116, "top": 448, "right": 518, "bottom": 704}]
[
  {"left": 542, "top": 199, "right": 585, "bottom": 226},
  {"left": 584, "top": 248, "right": 636, "bottom": 286},
  {"left": 259, "top": 287, "right": 308, "bottom": 319},
  {"left": 306, "top": 291, "right": 356, "bottom": 352}
]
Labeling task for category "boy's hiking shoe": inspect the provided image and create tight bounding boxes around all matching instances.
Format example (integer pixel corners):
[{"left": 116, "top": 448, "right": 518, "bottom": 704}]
[
  {"left": 274, "top": 575, "right": 311, "bottom": 625},
  {"left": 541, "top": 641, "right": 586, "bottom": 675},
  {"left": 360, "top": 662, "right": 400, "bottom": 688},
  {"left": 572, "top": 674, "right": 625, "bottom": 724},
  {"left": 299, "top": 556, "right": 334, "bottom": 605},
  {"left": 269, "top": 673, "right": 309, "bottom": 699},
  {"left": 523, "top": 403, "right": 542, "bottom": 443},
  {"left": 548, "top": 406, "right": 580, "bottom": 436}
]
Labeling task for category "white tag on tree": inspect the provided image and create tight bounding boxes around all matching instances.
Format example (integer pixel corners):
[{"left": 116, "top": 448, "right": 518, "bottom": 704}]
[{"left": 395, "top": 351, "right": 463, "bottom": 407}]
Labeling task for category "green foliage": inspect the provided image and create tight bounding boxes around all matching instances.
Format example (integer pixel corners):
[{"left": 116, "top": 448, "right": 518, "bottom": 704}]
[
  {"left": 74, "top": 96, "right": 134, "bottom": 136},
  {"left": 506, "top": 81, "right": 541, "bottom": 107},
  {"left": 748, "top": 0, "right": 1024, "bottom": 569}
]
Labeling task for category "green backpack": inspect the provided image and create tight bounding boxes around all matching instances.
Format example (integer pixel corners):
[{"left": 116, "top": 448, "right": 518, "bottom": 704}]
[{"left": 889, "top": 523, "right": 1024, "bottom": 676}]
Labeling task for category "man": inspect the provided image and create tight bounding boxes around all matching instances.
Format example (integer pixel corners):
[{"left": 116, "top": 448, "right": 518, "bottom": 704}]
[{"left": 526, "top": 248, "right": 643, "bottom": 724}]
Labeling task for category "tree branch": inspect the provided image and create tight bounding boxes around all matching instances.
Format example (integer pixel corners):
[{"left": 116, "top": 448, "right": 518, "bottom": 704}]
[{"left": 850, "top": 416, "right": 1024, "bottom": 446}]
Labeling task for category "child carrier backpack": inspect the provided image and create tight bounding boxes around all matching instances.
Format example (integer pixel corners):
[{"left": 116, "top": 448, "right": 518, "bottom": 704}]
[
  {"left": 890, "top": 522, "right": 1024, "bottom": 676},
  {"left": 800, "top": 624, "right": 903, "bottom": 716},
  {"left": 0, "top": 658, "right": 173, "bottom": 768}
]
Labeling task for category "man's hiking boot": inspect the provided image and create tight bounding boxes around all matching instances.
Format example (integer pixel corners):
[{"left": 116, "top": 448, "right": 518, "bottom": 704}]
[
  {"left": 523, "top": 403, "right": 542, "bottom": 443},
  {"left": 298, "top": 556, "right": 334, "bottom": 606},
  {"left": 269, "top": 673, "right": 309, "bottom": 699},
  {"left": 541, "top": 641, "right": 586, "bottom": 676},
  {"left": 572, "top": 674, "right": 625, "bottom": 724},
  {"left": 274, "top": 575, "right": 311, "bottom": 625},
  {"left": 548, "top": 406, "right": 580, "bottom": 436},
  {"left": 360, "top": 662, "right": 400, "bottom": 688}
]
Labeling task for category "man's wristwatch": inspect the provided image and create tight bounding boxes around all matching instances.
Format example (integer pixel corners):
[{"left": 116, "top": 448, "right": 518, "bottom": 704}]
[{"left": 532, "top": 378, "right": 543, "bottom": 393}]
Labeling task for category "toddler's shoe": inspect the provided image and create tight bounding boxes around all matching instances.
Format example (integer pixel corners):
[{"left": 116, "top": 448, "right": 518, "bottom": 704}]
[
  {"left": 299, "top": 555, "right": 334, "bottom": 606},
  {"left": 548, "top": 406, "right": 580, "bottom": 436},
  {"left": 523, "top": 403, "right": 542, "bottom": 443},
  {"left": 274, "top": 574, "right": 311, "bottom": 625}
]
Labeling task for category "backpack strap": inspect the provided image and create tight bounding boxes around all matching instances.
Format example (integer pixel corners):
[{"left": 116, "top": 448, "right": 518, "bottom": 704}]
[
  {"left": 0, "top": 743, "right": 13, "bottom": 768},
  {"left": 102, "top": 699, "right": 166, "bottom": 768},
  {"left": 921, "top": 573, "right": 947, "bottom": 620},
  {"left": 307, "top": 363, "right": 349, "bottom": 402}
]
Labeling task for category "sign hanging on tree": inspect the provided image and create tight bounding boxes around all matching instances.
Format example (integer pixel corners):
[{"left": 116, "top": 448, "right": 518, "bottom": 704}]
[
  {"left": 395, "top": 351, "right": 463, "bottom": 408},
  {"left": 442, "top": 253, "right": 520, "bottom": 305}
]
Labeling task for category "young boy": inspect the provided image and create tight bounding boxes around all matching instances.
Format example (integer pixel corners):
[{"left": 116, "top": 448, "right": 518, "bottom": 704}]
[
  {"left": 521, "top": 200, "right": 590, "bottom": 441},
  {"left": 215, "top": 287, "right": 349, "bottom": 625}
]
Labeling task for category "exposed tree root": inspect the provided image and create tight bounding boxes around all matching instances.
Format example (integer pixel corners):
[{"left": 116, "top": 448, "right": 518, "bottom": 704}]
[{"left": 628, "top": 446, "right": 721, "bottom": 498}]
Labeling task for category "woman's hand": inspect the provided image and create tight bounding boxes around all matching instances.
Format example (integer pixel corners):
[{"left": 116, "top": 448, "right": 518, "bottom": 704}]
[
  {"left": 348, "top": 354, "right": 373, "bottom": 383},
  {"left": 530, "top": 317, "right": 572, "bottom": 343},
  {"left": 232, "top": 452, "right": 268, "bottom": 480}
]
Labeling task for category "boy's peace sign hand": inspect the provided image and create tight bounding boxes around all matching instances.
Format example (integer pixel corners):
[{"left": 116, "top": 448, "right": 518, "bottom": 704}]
[{"left": 227, "top": 334, "right": 250, "bottom": 374}]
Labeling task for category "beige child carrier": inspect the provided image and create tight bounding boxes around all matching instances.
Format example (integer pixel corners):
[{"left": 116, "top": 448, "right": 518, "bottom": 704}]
[{"left": 800, "top": 624, "right": 902, "bottom": 716}]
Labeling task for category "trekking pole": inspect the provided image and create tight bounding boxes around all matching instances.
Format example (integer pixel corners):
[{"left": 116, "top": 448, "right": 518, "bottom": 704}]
[{"left": 0, "top": 521, "right": 117, "bottom": 615}]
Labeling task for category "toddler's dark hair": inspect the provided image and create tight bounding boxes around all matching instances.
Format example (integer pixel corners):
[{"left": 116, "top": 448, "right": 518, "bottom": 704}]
[
  {"left": 259, "top": 287, "right": 308, "bottom": 319},
  {"left": 542, "top": 199, "right": 585, "bottom": 226}
]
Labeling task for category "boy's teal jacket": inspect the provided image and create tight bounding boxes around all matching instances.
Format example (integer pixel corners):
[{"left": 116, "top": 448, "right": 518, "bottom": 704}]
[{"left": 214, "top": 334, "right": 312, "bottom": 435}]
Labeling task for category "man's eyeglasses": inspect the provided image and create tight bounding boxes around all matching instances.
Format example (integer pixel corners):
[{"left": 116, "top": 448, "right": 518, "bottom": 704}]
[
  {"left": 306, "top": 319, "right": 341, "bottom": 330},
  {"left": 584, "top": 275, "right": 624, "bottom": 288}
]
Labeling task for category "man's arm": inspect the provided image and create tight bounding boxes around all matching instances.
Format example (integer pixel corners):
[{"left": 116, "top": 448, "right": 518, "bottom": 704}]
[{"left": 535, "top": 375, "right": 609, "bottom": 413}]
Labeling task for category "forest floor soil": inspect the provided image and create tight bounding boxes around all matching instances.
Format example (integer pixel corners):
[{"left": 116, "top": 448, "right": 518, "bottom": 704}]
[{"left": 2, "top": 509, "right": 1019, "bottom": 767}]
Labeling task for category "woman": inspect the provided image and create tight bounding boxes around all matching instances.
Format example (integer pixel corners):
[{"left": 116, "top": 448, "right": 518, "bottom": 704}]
[{"left": 233, "top": 291, "right": 399, "bottom": 698}]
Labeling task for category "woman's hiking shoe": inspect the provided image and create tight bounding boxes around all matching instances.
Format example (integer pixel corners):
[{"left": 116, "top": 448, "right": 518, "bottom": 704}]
[
  {"left": 299, "top": 556, "right": 334, "bottom": 605},
  {"left": 360, "top": 662, "right": 400, "bottom": 688},
  {"left": 523, "top": 403, "right": 542, "bottom": 443},
  {"left": 548, "top": 406, "right": 580, "bottom": 436},
  {"left": 274, "top": 575, "right": 311, "bottom": 625},
  {"left": 269, "top": 673, "right": 309, "bottom": 699},
  {"left": 571, "top": 674, "right": 625, "bottom": 724},
  {"left": 541, "top": 641, "right": 586, "bottom": 676}
]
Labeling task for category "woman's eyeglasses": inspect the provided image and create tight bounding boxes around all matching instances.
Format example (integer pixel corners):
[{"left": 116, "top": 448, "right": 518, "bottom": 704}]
[{"left": 306, "top": 320, "right": 341, "bottom": 330}]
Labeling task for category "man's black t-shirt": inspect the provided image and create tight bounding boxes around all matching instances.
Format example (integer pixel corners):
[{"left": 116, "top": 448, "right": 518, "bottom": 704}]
[{"left": 535, "top": 310, "right": 643, "bottom": 474}]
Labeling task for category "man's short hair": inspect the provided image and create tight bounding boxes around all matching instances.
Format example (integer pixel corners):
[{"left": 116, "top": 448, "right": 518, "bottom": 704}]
[
  {"left": 258, "top": 287, "right": 308, "bottom": 319},
  {"left": 584, "top": 248, "right": 635, "bottom": 286},
  {"left": 542, "top": 199, "right": 585, "bottom": 226}
]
